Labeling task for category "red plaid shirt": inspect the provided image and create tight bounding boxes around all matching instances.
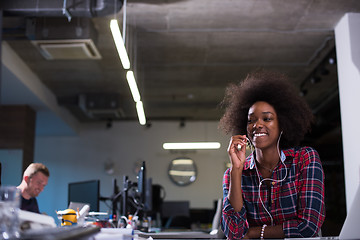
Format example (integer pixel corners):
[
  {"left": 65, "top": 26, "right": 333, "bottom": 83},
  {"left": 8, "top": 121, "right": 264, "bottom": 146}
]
[{"left": 221, "top": 147, "right": 325, "bottom": 239}]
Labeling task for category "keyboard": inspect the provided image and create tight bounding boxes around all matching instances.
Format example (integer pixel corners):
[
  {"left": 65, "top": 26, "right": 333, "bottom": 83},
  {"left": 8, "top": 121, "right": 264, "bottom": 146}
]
[{"left": 21, "top": 224, "right": 101, "bottom": 240}]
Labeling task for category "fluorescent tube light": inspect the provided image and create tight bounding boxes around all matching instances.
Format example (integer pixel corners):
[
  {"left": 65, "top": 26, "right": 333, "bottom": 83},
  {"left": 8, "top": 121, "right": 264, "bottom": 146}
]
[
  {"left": 163, "top": 142, "right": 221, "bottom": 150},
  {"left": 126, "top": 71, "right": 141, "bottom": 102},
  {"left": 110, "top": 19, "right": 130, "bottom": 70},
  {"left": 136, "top": 101, "right": 146, "bottom": 125}
]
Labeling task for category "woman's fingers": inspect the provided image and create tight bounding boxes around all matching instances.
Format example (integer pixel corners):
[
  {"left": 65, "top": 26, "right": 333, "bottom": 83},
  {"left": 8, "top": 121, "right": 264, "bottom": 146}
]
[
  {"left": 228, "top": 135, "right": 247, "bottom": 153},
  {"left": 227, "top": 135, "right": 248, "bottom": 169}
]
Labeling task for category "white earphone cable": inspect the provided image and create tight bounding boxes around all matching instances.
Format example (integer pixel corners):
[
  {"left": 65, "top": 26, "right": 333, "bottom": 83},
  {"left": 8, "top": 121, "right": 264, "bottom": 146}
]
[{"left": 248, "top": 131, "right": 287, "bottom": 226}]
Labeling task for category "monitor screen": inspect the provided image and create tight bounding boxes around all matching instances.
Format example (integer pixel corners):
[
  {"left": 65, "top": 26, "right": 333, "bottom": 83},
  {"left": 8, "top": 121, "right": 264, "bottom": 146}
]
[
  {"left": 161, "top": 201, "right": 190, "bottom": 218},
  {"left": 144, "top": 178, "right": 153, "bottom": 212},
  {"left": 136, "top": 161, "right": 153, "bottom": 213},
  {"left": 137, "top": 161, "right": 146, "bottom": 203},
  {"left": 68, "top": 180, "right": 100, "bottom": 212}
]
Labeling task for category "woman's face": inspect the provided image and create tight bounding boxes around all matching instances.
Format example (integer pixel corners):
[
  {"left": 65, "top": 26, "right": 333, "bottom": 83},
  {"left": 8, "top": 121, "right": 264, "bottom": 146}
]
[{"left": 247, "top": 101, "right": 280, "bottom": 150}]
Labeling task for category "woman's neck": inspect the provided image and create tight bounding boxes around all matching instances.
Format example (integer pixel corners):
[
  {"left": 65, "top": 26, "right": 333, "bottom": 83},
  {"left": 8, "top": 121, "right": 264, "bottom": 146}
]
[{"left": 255, "top": 147, "right": 280, "bottom": 169}]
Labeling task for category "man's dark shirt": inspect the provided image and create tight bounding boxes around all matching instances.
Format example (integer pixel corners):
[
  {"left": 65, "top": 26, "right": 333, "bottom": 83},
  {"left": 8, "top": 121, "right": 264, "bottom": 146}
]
[{"left": 20, "top": 196, "right": 40, "bottom": 213}]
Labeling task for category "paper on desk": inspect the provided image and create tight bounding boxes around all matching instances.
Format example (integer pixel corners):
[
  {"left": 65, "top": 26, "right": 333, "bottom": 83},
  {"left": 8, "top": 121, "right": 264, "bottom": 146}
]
[{"left": 93, "top": 228, "right": 134, "bottom": 240}]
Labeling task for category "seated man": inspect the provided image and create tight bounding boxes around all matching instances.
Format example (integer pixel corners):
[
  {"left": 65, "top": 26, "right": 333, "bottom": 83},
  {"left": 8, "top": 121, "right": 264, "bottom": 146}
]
[{"left": 17, "top": 163, "right": 49, "bottom": 213}]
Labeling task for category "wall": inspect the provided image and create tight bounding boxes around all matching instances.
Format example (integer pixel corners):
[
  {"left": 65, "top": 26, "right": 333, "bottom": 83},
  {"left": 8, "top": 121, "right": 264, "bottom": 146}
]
[
  {"left": 34, "top": 121, "right": 230, "bottom": 221},
  {"left": 0, "top": 149, "right": 23, "bottom": 186}
]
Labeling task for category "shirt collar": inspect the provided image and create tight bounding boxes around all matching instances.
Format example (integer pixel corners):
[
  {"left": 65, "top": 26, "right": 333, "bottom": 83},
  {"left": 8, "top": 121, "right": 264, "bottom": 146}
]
[{"left": 248, "top": 150, "right": 286, "bottom": 170}]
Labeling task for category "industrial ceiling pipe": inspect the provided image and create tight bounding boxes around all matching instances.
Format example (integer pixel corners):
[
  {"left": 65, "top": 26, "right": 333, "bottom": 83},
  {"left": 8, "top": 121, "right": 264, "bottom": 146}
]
[{"left": 0, "top": 0, "right": 123, "bottom": 18}]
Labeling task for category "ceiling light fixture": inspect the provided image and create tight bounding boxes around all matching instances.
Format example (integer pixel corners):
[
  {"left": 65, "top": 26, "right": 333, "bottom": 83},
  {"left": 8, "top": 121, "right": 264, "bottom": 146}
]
[
  {"left": 127, "top": 71, "right": 146, "bottom": 125},
  {"left": 110, "top": 4, "right": 146, "bottom": 126},
  {"left": 110, "top": 19, "right": 130, "bottom": 70},
  {"left": 163, "top": 142, "right": 221, "bottom": 150},
  {"left": 126, "top": 71, "right": 141, "bottom": 102},
  {"left": 328, "top": 57, "right": 336, "bottom": 65},
  {"left": 136, "top": 101, "right": 146, "bottom": 125}
]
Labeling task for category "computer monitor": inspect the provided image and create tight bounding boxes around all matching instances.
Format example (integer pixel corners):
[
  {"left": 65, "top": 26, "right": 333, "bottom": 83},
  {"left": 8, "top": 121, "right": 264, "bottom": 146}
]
[
  {"left": 68, "top": 180, "right": 100, "bottom": 212},
  {"left": 161, "top": 201, "right": 190, "bottom": 218},
  {"left": 161, "top": 201, "right": 190, "bottom": 229},
  {"left": 137, "top": 162, "right": 153, "bottom": 213},
  {"left": 137, "top": 161, "right": 146, "bottom": 205},
  {"left": 112, "top": 178, "right": 120, "bottom": 216},
  {"left": 144, "top": 178, "right": 153, "bottom": 212},
  {"left": 116, "top": 162, "right": 152, "bottom": 216}
]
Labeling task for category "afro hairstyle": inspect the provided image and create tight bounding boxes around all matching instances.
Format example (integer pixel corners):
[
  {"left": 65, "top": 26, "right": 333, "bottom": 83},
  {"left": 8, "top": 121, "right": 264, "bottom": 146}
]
[{"left": 219, "top": 70, "right": 314, "bottom": 149}]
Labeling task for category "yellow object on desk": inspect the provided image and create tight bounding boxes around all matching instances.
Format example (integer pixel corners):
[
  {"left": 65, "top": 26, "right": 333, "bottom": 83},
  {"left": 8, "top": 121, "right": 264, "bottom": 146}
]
[{"left": 60, "top": 209, "right": 78, "bottom": 226}]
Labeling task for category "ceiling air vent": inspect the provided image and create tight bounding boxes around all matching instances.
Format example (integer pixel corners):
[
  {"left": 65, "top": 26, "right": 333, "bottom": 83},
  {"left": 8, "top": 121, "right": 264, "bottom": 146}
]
[{"left": 31, "top": 39, "right": 102, "bottom": 60}]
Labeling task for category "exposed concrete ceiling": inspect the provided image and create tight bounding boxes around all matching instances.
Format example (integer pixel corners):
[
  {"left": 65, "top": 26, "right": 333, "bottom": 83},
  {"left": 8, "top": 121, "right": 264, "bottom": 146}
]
[{"left": 1, "top": 0, "right": 359, "bottom": 141}]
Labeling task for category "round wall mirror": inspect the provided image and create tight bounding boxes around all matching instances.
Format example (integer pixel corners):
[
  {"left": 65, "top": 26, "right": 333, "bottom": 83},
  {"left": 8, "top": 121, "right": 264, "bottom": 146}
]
[{"left": 168, "top": 157, "right": 197, "bottom": 186}]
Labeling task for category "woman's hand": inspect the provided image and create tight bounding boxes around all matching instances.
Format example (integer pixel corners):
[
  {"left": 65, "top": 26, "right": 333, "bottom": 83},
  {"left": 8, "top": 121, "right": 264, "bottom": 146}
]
[
  {"left": 227, "top": 135, "right": 248, "bottom": 170},
  {"left": 227, "top": 135, "right": 248, "bottom": 212}
]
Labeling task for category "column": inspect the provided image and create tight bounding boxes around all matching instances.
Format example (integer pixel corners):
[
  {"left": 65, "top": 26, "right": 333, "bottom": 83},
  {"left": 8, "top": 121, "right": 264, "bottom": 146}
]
[{"left": 334, "top": 13, "right": 360, "bottom": 211}]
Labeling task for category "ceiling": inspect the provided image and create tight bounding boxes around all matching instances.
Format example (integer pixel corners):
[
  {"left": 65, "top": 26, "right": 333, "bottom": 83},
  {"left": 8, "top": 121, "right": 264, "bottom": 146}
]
[{"left": 1, "top": 0, "right": 360, "bottom": 141}]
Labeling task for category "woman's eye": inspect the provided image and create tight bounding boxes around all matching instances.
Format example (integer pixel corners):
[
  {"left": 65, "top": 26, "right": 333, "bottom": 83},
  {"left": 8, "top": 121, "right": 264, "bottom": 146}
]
[{"left": 264, "top": 117, "right": 272, "bottom": 121}]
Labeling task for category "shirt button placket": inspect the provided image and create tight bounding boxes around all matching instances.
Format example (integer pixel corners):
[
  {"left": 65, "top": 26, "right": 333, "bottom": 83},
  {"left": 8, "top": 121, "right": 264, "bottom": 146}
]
[{"left": 271, "top": 182, "right": 275, "bottom": 208}]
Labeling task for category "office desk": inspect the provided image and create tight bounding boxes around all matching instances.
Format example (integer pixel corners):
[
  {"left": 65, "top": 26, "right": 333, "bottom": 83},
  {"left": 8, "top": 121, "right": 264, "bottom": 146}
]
[{"left": 136, "top": 231, "right": 222, "bottom": 239}]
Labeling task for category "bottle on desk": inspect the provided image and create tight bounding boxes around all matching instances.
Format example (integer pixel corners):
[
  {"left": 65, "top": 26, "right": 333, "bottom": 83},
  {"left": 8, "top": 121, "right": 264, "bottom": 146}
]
[
  {"left": 140, "top": 217, "right": 150, "bottom": 232},
  {"left": 126, "top": 215, "right": 136, "bottom": 229}
]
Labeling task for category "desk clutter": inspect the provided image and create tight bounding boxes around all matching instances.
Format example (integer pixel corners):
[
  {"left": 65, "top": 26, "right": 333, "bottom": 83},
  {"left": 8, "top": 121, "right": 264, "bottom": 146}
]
[
  {"left": 56, "top": 204, "right": 153, "bottom": 231},
  {"left": 18, "top": 201, "right": 224, "bottom": 239},
  {"left": 17, "top": 161, "right": 224, "bottom": 239},
  {"left": 19, "top": 209, "right": 220, "bottom": 240},
  {"left": 20, "top": 209, "right": 135, "bottom": 240}
]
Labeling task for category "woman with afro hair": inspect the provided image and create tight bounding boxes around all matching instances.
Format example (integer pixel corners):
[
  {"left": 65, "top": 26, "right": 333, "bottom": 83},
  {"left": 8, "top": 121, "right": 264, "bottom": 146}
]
[{"left": 219, "top": 70, "right": 325, "bottom": 239}]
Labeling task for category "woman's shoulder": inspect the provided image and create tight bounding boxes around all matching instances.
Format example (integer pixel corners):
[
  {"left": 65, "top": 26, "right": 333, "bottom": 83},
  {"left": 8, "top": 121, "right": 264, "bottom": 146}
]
[
  {"left": 283, "top": 146, "right": 321, "bottom": 166},
  {"left": 283, "top": 146, "right": 318, "bottom": 156}
]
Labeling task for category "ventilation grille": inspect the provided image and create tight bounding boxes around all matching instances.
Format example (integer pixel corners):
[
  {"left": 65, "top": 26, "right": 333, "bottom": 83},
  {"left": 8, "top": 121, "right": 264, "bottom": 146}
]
[{"left": 31, "top": 39, "right": 102, "bottom": 60}]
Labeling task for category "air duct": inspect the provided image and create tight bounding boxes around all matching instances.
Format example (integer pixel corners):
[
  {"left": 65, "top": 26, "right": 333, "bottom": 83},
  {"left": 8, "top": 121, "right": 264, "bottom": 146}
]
[
  {"left": 25, "top": 17, "right": 102, "bottom": 60},
  {"left": 78, "top": 93, "right": 124, "bottom": 120},
  {"left": 0, "top": 0, "right": 123, "bottom": 18}
]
